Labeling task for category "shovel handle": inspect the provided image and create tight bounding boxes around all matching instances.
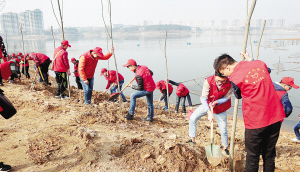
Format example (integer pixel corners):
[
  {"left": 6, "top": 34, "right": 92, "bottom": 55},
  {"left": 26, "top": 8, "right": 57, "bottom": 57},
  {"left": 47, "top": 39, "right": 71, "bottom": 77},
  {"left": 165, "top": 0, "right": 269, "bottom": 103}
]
[
  {"left": 120, "top": 78, "right": 135, "bottom": 92},
  {"left": 210, "top": 106, "right": 214, "bottom": 144},
  {"left": 38, "top": 66, "right": 44, "bottom": 81}
]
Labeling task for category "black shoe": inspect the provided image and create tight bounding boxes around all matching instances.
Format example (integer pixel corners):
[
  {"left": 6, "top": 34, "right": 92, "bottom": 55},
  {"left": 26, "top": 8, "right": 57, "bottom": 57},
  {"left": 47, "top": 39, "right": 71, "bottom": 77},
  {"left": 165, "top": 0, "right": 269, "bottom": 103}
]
[
  {"left": 141, "top": 117, "right": 153, "bottom": 123},
  {"left": 223, "top": 149, "right": 230, "bottom": 156},
  {"left": 0, "top": 162, "right": 11, "bottom": 171},
  {"left": 186, "top": 139, "right": 196, "bottom": 145},
  {"left": 123, "top": 99, "right": 128, "bottom": 103},
  {"left": 125, "top": 113, "right": 134, "bottom": 120}
]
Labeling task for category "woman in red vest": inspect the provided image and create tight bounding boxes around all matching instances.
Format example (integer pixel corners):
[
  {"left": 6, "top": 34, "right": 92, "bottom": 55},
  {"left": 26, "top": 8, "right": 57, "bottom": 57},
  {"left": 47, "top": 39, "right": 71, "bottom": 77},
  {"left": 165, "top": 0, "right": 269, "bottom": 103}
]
[
  {"left": 155, "top": 80, "right": 173, "bottom": 111},
  {"left": 123, "top": 59, "right": 155, "bottom": 122},
  {"left": 214, "top": 52, "right": 285, "bottom": 172},
  {"left": 187, "top": 72, "right": 232, "bottom": 155},
  {"left": 70, "top": 58, "right": 83, "bottom": 89},
  {"left": 169, "top": 80, "right": 192, "bottom": 115}
]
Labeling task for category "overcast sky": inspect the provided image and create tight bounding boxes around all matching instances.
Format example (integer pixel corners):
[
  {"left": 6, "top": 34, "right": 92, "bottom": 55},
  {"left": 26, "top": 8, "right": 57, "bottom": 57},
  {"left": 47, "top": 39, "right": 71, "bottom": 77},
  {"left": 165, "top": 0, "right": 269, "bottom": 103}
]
[{"left": 1, "top": 0, "right": 299, "bottom": 29}]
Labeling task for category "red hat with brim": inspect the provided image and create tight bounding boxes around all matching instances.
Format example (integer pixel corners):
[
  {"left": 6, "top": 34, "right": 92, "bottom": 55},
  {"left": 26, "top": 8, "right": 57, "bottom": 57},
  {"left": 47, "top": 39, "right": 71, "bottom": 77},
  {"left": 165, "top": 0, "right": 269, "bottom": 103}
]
[
  {"left": 24, "top": 53, "right": 29, "bottom": 58},
  {"left": 281, "top": 77, "right": 299, "bottom": 89},
  {"left": 18, "top": 52, "right": 22, "bottom": 56},
  {"left": 123, "top": 59, "right": 137, "bottom": 67},
  {"left": 70, "top": 58, "right": 76, "bottom": 62},
  {"left": 93, "top": 47, "right": 104, "bottom": 57},
  {"left": 100, "top": 68, "right": 107, "bottom": 76},
  {"left": 62, "top": 40, "right": 71, "bottom": 47}
]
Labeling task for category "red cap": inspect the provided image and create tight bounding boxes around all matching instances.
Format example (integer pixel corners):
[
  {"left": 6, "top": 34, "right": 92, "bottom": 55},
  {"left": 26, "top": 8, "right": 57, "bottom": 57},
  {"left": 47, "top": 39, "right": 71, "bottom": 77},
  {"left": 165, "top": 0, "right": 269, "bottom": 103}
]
[
  {"left": 281, "top": 77, "right": 299, "bottom": 89},
  {"left": 11, "top": 53, "right": 15, "bottom": 57},
  {"left": 93, "top": 47, "right": 104, "bottom": 57},
  {"left": 155, "top": 82, "right": 161, "bottom": 89},
  {"left": 18, "top": 52, "right": 22, "bottom": 56},
  {"left": 24, "top": 53, "right": 29, "bottom": 58},
  {"left": 100, "top": 68, "right": 107, "bottom": 76},
  {"left": 61, "top": 40, "right": 71, "bottom": 47},
  {"left": 70, "top": 58, "right": 76, "bottom": 62},
  {"left": 123, "top": 59, "right": 137, "bottom": 67}
]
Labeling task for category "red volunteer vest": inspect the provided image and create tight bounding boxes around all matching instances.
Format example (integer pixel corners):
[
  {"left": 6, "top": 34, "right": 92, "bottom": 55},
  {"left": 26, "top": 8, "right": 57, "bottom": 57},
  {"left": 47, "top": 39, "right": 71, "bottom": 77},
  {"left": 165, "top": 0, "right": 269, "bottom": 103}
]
[
  {"left": 81, "top": 51, "right": 100, "bottom": 79},
  {"left": 206, "top": 75, "right": 231, "bottom": 114},
  {"left": 0, "top": 62, "right": 12, "bottom": 80},
  {"left": 176, "top": 83, "right": 189, "bottom": 97},
  {"left": 74, "top": 61, "right": 79, "bottom": 77},
  {"left": 33, "top": 53, "right": 49, "bottom": 65},
  {"left": 135, "top": 65, "right": 155, "bottom": 92},
  {"left": 158, "top": 80, "right": 173, "bottom": 94},
  {"left": 107, "top": 70, "right": 124, "bottom": 84},
  {"left": 230, "top": 60, "right": 285, "bottom": 129}
]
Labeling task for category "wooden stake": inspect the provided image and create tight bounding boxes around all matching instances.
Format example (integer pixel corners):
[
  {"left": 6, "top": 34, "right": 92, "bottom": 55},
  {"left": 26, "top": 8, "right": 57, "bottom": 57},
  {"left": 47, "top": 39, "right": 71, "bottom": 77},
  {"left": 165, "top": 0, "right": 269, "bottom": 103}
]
[
  {"left": 51, "top": 26, "right": 56, "bottom": 49},
  {"left": 229, "top": 0, "right": 257, "bottom": 171},
  {"left": 256, "top": 20, "right": 266, "bottom": 60},
  {"left": 20, "top": 23, "right": 27, "bottom": 80},
  {"left": 57, "top": 0, "right": 64, "bottom": 40},
  {"left": 164, "top": 30, "right": 170, "bottom": 114}
]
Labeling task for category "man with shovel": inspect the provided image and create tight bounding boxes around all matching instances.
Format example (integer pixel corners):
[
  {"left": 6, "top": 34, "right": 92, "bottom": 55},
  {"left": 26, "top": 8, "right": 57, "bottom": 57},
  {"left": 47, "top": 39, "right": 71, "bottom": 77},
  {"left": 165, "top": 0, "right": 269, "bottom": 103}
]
[
  {"left": 155, "top": 80, "right": 173, "bottom": 111},
  {"left": 214, "top": 53, "right": 285, "bottom": 172},
  {"left": 187, "top": 72, "right": 232, "bottom": 156},
  {"left": 123, "top": 59, "right": 155, "bottom": 122},
  {"left": 101, "top": 68, "right": 127, "bottom": 102},
  {"left": 78, "top": 47, "right": 114, "bottom": 105},
  {"left": 29, "top": 53, "right": 51, "bottom": 85}
]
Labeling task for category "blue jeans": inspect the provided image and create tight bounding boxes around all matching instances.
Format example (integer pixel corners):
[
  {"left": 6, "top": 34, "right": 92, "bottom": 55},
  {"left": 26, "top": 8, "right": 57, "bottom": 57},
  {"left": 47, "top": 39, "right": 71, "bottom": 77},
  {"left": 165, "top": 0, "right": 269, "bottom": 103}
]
[
  {"left": 129, "top": 90, "right": 154, "bottom": 119},
  {"left": 189, "top": 105, "right": 228, "bottom": 147},
  {"left": 294, "top": 121, "right": 300, "bottom": 140},
  {"left": 80, "top": 77, "right": 94, "bottom": 105},
  {"left": 110, "top": 80, "right": 126, "bottom": 101},
  {"left": 163, "top": 93, "right": 172, "bottom": 109}
]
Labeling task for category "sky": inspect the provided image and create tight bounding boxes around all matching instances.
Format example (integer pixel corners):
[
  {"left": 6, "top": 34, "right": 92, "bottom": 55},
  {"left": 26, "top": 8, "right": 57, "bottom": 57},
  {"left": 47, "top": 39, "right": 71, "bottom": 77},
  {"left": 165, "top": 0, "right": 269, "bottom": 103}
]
[{"left": 0, "top": 0, "right": 299, "bottom": 29}]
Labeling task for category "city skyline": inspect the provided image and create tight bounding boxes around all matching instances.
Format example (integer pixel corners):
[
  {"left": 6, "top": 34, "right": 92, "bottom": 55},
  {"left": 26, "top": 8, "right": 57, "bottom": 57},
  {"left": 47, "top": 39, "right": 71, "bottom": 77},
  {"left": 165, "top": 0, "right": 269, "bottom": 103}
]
[{"left": 0, "top": 0, "right": 299, "bottom": 29}]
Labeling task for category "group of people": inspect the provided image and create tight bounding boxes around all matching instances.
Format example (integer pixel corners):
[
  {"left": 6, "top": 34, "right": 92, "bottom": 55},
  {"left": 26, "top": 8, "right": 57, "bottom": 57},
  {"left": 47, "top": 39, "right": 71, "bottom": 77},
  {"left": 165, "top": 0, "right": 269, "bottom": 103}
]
[{"left": 0, "top": 36, "right": 300, "bottom": 172}]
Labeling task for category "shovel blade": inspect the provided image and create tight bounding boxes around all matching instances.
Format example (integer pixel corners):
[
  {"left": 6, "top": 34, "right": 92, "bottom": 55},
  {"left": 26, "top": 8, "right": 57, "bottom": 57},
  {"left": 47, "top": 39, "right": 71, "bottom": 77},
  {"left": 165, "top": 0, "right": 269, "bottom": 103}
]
[
  {"left": 108, "top": 92, "right": 120, "bottom": 101},
  {"left": 205, "top": 144, "right": 221, "bottom": 166}
]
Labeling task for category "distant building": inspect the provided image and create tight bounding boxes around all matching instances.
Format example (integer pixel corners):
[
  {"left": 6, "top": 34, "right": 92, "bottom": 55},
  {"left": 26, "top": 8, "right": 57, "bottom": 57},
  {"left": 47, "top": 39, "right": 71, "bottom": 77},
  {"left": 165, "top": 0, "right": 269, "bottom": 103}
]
[
  {"left": 221, "top": 20, "right": 228, "bottom": 27},
  {"left": 209, "top": 20, "right": 215, "bottom": 28},
  {"left": 254, "top": 19, "right": 263, "bottom": 28},
  {"left": 266, "top": 19, "right": 274, "bottom": 28},
  {"left": 143, "top": 20, "right": 148, "bottom": 26},
  {"left": 198, "top": 21, "right": 204, "bottom": 28},
  {"left": 0, "top": 9, "right": 44, "bottom": 35},
  {"left": 276, "top": 19, "right": 285, "bottom": 28}
]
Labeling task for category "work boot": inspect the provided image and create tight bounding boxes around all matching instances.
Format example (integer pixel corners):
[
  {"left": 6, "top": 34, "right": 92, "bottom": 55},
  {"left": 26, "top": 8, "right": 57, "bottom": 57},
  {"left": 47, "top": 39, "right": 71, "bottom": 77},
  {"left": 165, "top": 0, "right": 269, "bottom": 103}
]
[
  {"left": 141, "top": 117, "right": 153, "bottom": 123},
  {"left": 186, "top": 139, "right": 196, "bottom": 145},
  {"left": 125, "top": 113, "right": 134, "bottom": 120},
  {"left": 123, "top": 99, "right": 128, "bottom": 103},
  {"left": 0, "top": 162, "right": 11, "bottom": 171}
]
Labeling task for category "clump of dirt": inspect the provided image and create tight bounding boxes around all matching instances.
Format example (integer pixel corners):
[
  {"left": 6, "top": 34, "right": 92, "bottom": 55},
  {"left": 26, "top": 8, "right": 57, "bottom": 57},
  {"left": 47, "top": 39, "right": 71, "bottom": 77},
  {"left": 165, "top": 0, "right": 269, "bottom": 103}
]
[{"left": 27, "top": 135, "right": 64, "bottom": 164}]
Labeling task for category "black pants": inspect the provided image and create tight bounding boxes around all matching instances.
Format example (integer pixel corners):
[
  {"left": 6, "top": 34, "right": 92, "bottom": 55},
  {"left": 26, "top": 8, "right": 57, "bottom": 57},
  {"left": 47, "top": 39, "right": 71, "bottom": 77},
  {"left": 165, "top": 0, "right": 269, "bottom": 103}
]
[
  {"left": 38, "top": 58, "right": 51, "bottom": 85},
  {"left": 0, "top": 71, "right": 2, "bottom": 83},
  {"left": 10, "top": 72, "right": 18, "bottom": 80},
  {"left": 245, "top": 121, "right": 282, "bottom": 172},
  {"left": 175, "top": 95, "right": 186, "bottom": 113},
  {"left": 76, "top": 77, "right": 83, "bottom": 89},
  {"left": 55, "top": 72, "right": 68, "bottom": 97},
  {"left": 22, "top": 66, "right": 30, "bottom": 79},
  {"left": 16, "top": 66, "right": 21, "bottom": 75}
]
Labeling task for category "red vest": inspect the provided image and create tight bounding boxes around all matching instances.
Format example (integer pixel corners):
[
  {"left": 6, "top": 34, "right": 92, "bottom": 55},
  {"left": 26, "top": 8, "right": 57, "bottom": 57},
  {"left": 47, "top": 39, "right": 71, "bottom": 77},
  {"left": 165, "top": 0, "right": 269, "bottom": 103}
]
[
  {"left": 32, "top": 53, "right": 49, "bottom": 65},
  {"left": 230, "top": 60, "right": 285, "bottom": 129},
  {"left": 53, "top": 46, "right": 69, "bottom": 72},
  {"left": 158, "top": 80, "right": 173, "bottom": 94},
  {"left": 80, "top": 51, "right": 99, "bottom": 79},
  {"left": 21, "top": 56, "right": 31, "bottom": 67},
  {"left": 74, "top": 61, "right": 79, "bottom": 77},
  {"left": 106, "top": 70, "right": 124, "bottom": 84},
  {"left": 135, "top": 65, "right": 155, "bottom": 92},
  {"left": 0, "top": 62, "right": 12, "bottom": 80},
  {"left": 176, "top": 83, "right": 189, "bottom": 97},
  {"left": 206, "top": 75, "right": 231, "bottom": 114}
]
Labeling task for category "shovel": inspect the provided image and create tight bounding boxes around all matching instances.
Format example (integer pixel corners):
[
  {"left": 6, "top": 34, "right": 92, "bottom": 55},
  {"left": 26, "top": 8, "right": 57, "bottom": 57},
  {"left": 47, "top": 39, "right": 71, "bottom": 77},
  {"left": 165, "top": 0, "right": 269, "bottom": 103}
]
[
  {"left": 205, "top": 106, "right": 221, "bottom": 166},
  {"left": 108, "top": 78, "right": 135, "bottom": 101}
]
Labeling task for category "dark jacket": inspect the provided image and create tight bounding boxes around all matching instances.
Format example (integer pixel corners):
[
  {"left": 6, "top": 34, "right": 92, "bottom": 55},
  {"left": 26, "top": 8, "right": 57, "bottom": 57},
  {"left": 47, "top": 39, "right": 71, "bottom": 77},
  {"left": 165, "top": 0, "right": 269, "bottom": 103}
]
[{"left": 273, "top": 82, "right": 292, "bottom": 117}]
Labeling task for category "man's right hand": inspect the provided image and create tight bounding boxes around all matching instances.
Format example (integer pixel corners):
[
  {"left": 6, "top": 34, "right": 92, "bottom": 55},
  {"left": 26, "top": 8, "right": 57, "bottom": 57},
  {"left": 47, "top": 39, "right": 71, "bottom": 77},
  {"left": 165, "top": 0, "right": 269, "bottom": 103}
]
[
  {"left": 103, "top": 89, "right": 107, "bottom": 93},
  {"left": 207, "top": 110, "right": 215, "bottom": 123},
  {"left": 84, "top": 80, "right": 89, "bottom": 84}
]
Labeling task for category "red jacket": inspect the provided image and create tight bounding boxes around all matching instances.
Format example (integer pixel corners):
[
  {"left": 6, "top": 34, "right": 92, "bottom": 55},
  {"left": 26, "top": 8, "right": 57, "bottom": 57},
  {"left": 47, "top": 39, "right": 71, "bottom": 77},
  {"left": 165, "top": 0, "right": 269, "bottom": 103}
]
[
  {"left": 0, "top": 62, "right": 12, "bottom": 80},
  {"left": 53, "top": 46, "right": 70, "bottom": 73},
  {"left": 230, "top": 60, "right": 285, "bottom": 129},
  {"left": 32, "top": 53, "right": 49, "bottom": 67},
  {"left": 176, "top": 83, "right": 189, "bottom": 97},
  {"left": 104, "top": 70, "right": 124, "bottom": 89},
  {"left": 21, "top": 56, "right": 32, "bottom": 67},
  {"left": 79, "top": 50, "right": 112, "bottom": 81},
  {"left": 206, "top": 75, "right": 231, "bottom": 114},
  {"left": 135, "top": 65, "right": 155, "bottom": 92},
  {"left": 157, "top": 80, "right": 173, "bottom": 94},
  {"left": 14, "top": 57, "right": 20, "bottom": 67}
]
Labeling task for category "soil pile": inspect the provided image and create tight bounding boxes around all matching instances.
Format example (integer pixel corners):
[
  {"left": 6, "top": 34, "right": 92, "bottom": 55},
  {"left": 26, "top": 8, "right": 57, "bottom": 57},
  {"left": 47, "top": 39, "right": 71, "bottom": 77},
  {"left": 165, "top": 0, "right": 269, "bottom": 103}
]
[{"left": 0, "top": 68, "right": 299, "bottom": 171}]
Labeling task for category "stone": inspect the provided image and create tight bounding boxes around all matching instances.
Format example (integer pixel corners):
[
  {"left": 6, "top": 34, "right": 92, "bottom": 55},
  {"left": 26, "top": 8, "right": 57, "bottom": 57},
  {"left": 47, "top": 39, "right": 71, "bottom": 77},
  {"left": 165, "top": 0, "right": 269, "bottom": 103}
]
[
  {"left": 164, "top": 141, "right": 176, "bottom": 150},
  {"left": 169, "top": 134, "right": 177, "bottom": 139},
  {"left": 141, "top": 152, "right": 151, "bottom": 159},
  {"left": 156, "top": 155, "right": 166, "bottom": 164}
]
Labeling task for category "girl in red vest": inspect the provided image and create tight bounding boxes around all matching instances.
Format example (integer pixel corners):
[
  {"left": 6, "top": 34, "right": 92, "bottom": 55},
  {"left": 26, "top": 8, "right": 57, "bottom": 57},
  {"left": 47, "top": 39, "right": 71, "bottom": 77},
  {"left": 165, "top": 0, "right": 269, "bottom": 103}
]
[
  {"left": 123, "top": 59, "right": 155, "bottom": 122},
  {"left": 155, "top": 80, "right": 173, "bottom": 111},
  {"left": 70, "top": 58, "right": 83, "bottom": 89},
  {"left": 169, "top": 80, "right": 192, "bottom": 115},
  {"left": 214, "top": 52, "right": 285, "bottom": 172},
  {"left": 187, "top": 72, "right": 232, "bottom": 156},
  {"left": 101, "top": 68, "right": 127, "bottom": 102}
]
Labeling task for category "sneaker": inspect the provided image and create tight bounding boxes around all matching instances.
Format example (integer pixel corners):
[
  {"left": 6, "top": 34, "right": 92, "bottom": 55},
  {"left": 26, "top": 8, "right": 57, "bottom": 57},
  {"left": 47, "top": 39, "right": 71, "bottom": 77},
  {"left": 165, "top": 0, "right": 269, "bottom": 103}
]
[
  {"left": 0, "top": 83, "right": 3, "bottom": 86},
  {"left": 164, "top": 108, "right": 169, "bottom": 111},
  {"left": 291, "top": 138, "right": 300, "bottom": 142},
  {"left": 55, "top": 95, "right": 61, "bottom": 98},
  {"left": 141, "top": 117, "right": 153, "bottom": 123},
  {"left": 61, "top": 96, "right": 69, "bottom": 100},
  {"left": 222, "top": 149, "right": 230, "bottom": 156},
  {"left": 8, "top": 80, "right": 13, "bottom": 84},
  {"left": 182, "top": 113, "right": 186, "bottom": 116},
  {"left": 186, "top": 139, "right": 196, "bottom": 145},
  {"left": 162, "top": 106, "right": 167, "bottom": 110},
  {"left": 0, "top": 162, "right": 11, "bottom": 171},
  {"left": 174, "top": 111, "right": 178, "bottom": 113},
  {"left": 125, "top": 113, "right": 134, "bottom": 120}
]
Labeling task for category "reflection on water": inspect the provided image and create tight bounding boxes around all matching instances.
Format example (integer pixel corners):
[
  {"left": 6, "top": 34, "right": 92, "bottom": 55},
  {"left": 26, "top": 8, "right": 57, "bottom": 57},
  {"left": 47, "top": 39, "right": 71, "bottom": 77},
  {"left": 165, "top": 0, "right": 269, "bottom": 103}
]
[{"left": 4, "top": 31, "right": 300, "bottom": 133}]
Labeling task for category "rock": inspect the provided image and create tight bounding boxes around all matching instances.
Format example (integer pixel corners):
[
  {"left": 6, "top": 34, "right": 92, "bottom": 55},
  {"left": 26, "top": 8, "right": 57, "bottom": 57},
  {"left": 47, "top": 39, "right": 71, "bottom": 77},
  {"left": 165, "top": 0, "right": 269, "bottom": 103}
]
[
  {"left": 141, "top": 152, "right": 151, "bottom": 159},
  {"left": 164, "top": 141, "right": 176, "bottom": 150},
  {"left": 160, "top": 128, "right": 167, "bottom": 133},
  {"left": 169, "top": 134, "right": 177, "bottom": 139},
  {"left": 156, "top": 155, "right": 166, "bottom": 164}
]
